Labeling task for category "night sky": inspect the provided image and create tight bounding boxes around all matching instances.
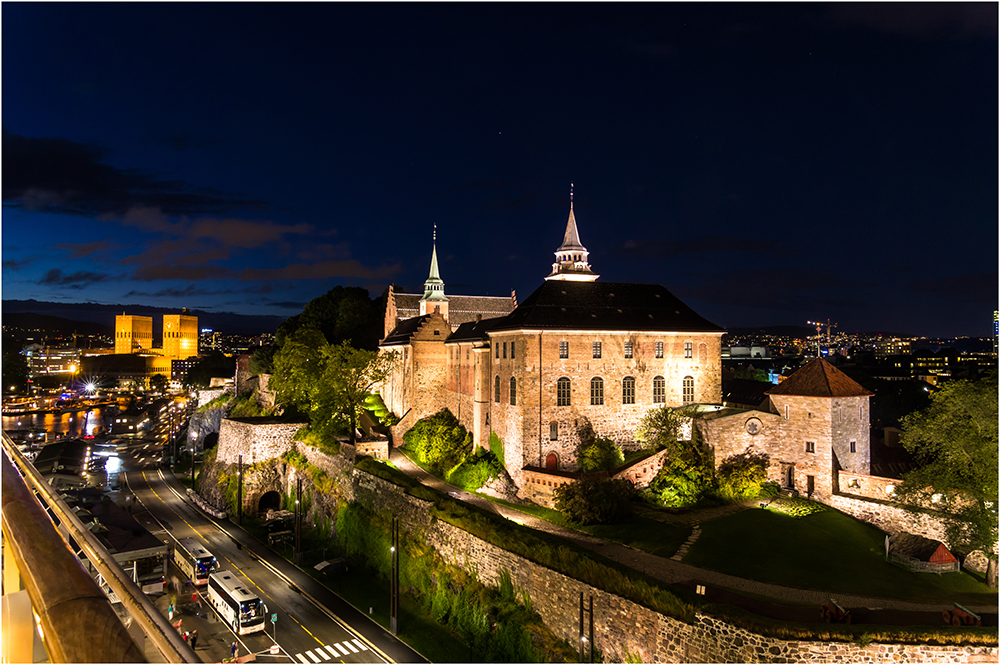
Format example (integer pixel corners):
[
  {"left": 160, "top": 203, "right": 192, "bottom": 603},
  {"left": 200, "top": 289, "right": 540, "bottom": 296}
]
[{"left": 3, "top": 3, "right": 997, "bottom": 338}]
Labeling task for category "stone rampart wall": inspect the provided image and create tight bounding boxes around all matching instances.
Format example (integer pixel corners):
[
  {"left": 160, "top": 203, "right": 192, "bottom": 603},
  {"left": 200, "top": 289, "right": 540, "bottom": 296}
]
[
  {"left": 345, "top": 461, "right": 995, "bottom": 663},
  {"left": 197, "top": 386, "right": 232, "bottom": 407},
  {"left": 838, "top": 470, "right": 906, "bottom": 501},
  {"left": 216, "top": 419, "right": 305, "bottom": 465}
]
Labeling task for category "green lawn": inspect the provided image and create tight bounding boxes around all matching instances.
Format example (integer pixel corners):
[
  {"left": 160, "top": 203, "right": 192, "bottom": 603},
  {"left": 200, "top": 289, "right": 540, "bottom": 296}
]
[
  {"left": 686, "top": 505, "right": 997, "bottom": 606},
  {"left": 580, "top": 514, "right": 691, "bottom": 559}
]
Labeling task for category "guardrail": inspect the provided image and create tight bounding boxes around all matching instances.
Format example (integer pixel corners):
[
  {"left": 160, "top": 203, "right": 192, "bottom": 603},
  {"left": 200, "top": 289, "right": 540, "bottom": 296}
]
[{"left": 1, "top": 432, "right": 197, "bottom": 663}]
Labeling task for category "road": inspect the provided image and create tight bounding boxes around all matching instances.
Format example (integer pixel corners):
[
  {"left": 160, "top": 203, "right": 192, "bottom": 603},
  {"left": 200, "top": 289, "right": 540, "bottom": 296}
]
[{"left": 116, "top": 396, "right": 423, "bottom": 664}]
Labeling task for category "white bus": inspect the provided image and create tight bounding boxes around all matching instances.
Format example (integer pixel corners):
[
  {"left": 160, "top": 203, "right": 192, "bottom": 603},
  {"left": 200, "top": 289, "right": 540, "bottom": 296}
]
[
  {"left": 174, "top": 537, "right": 218, "bottom": 586},
  {"left": 207, "top": 571, "right": 267, "bottom": 635}
]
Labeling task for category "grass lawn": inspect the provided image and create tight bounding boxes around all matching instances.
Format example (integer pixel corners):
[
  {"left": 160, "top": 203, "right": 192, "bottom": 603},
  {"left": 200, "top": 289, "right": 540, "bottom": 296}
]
[
  {"left": 580, "top": 514, "right": 692, "bottom": 558},
  {"left": 686, "top": 505, "right": 997, "bottom": 606}
]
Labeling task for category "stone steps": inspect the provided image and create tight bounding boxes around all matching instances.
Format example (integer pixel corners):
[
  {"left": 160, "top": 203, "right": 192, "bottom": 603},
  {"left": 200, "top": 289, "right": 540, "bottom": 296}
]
[{"left": 671, "top": 523, "right": 701, "bottom": 561}]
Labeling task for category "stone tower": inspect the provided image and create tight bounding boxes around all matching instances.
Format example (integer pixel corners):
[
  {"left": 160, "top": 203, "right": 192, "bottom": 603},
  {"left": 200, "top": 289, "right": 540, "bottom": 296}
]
[{"left": 545, "top": 184, "right": 599, "bottom": 282}]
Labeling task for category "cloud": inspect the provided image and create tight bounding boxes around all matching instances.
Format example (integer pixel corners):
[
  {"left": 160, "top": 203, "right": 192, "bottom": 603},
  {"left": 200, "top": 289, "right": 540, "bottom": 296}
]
[
  {"left": 266, "top": 301, "right": 308, "bottom": 310},
  {"left": 188, "top": 217, "right": 313, "bottom": 248},
  {"left": 54, "top": 239, "right": 118, "bottom": 258},
  {"left": 130, "top": 263, "right": 234, "bottom": 282},
  {"left": 619, "top": 236, "right": 782, "bottom": 258},
  {"left": 238, "top": 260, "right": 402, "bottom": 281},
  {"left": 38, "top": 268, "right": 116, "bottom": 289},
  {"left": 2, "top": 257, "right": 34, "bottom": 271},
  {"left": 1, "top": 131, "right": 267, "bottom": 217}
]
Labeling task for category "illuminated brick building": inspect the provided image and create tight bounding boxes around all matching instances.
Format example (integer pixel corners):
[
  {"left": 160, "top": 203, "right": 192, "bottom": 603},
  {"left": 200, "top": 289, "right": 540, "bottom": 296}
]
[{"left": 114, "top": 314, "right": 153, "bottom": 354}]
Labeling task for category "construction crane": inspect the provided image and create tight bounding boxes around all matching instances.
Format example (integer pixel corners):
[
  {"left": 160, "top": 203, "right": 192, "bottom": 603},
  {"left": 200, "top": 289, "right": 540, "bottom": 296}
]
[{"left": 807, "top": 319, "right": 838, "bottom": 347}]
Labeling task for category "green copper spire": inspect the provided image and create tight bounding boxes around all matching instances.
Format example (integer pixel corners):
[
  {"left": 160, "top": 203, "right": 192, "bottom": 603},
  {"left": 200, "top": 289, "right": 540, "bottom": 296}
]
[{"left": 422, "top": 224, "right": 448, "bottom": 301}]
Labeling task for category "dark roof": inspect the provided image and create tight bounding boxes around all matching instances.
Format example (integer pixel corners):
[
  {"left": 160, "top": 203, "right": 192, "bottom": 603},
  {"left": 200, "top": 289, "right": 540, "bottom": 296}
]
[
  {"left": 393, "top": 293, "right": 516, "bottom": 328},
  {"left": 891, "top": 533, "right": 957, "bottom": 563},
  {"left": 445, "top": 317, "right": 508, "bottom": 343},
  {"left": 722, "top": 378, "right": 773, "bottom": 408},
  {"left": 63, "top": 487, "right": 167, "bottom": 555},
  {"left": 766, "top": 358, "right": 874, "bottom": 398},
  {"left": 381, "top": 314, "right": 431, "bottom": 346},
  {"left": 32, "top": 439, "right": 87, "bottom": 475},
  {"left": 487, "top": 281, "right": 725, "bottom": 333}
]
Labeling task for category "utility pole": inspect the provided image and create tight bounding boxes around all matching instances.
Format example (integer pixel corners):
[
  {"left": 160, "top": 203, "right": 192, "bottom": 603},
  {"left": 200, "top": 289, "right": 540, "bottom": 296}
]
[
  {"left": 237, "top": 454, "right": 243, "bottom": 526},
  {"left": 390, "top": 517, "right": 399, "bottom": 635},
  {"left": 294, "top": 477, "right": 302, "bottom": 565}
]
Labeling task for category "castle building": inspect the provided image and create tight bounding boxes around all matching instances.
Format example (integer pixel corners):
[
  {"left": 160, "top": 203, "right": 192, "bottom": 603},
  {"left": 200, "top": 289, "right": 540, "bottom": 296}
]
[{"left": 380, "top": 190, "right": 726, "bottom": 487}]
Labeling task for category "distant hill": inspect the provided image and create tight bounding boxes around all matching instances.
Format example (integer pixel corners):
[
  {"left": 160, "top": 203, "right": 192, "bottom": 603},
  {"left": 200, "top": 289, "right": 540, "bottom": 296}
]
[
  {"left": 724, "top": 325, "right": 819, "bottom": 338},
  {"left": 2, "top": 299, "right": 286, "bottom": 337},
  {"left": 2, "top": 311, "right": 113, "bottom": 336}
]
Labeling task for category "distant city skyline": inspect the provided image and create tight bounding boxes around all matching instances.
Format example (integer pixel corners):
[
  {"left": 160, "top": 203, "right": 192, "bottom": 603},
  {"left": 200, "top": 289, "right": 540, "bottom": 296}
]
[{"left": 2, "top": 4, "right": 996, "bottom": 338}]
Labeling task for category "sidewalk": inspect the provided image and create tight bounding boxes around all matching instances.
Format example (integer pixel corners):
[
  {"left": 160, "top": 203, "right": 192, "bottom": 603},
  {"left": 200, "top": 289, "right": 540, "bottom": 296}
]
[{"left": 389, "top": 449, "right": 997, "bottom": 616}]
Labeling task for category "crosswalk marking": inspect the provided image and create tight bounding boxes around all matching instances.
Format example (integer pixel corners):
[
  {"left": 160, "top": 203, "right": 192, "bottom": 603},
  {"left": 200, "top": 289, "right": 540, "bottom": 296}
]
[
  {"left": 295, "top": 655, "right": 309, "bottom": 663},
  {"left": 325, "top": 645, "right": 339, "bottom": 658},
  {"left": 317, "top": 647, "right": 331, "bottom": 660},
  {"left": 306, "top": 650, "right": 321, "bottom": 663},
  {"left": 334, "top": 643, "right": 350, "bottom": 656},
  {"left": 351, "top": 640, "right": 368, "bottom": 651},
  {"left": 342, "top": 641, "right": 359, "bottom": 654}
]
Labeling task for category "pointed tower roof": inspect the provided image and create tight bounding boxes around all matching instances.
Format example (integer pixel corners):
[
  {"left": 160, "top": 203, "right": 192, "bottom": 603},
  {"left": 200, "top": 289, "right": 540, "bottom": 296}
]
[
  {"left": 545, "top": 184, "right": 598, "bottom": 282},
  {"left": 422, "top": 224, "right": 448, "bottom": 301},
  {"left": 766, "top": 358, "right": 873, "bottom": 397}
]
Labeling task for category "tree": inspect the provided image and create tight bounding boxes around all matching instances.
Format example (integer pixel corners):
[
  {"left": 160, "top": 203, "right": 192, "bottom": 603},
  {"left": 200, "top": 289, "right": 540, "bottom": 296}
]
[
  {"left": 275, "top": 286, "right": 385, "bottom": 351},
  {"left": 402, "top": 409, "right": 473, "bottom": 475},
  {"left": 269, "top": 329, "right": 399, "bottom": 446},
  {"left": 635, "top": 406, "right": 685, "bottom": 452},
  {"left": 554, "top": 476, "right": 636, "bottom": 525},
  {"left": 149, "top": 373, "right": 169, "bottom": 393},
  {"left": 183, "top": 351, "right": 236, "bottom": 388},
  {"left": 716, "top": 449, "right": 770, "bottom": 502},
  {"left": 896, "top": 372, "right": 998, "bottom": 587},
  {"left": 249, "top": 344, "right": 276, "bottom": 376}
]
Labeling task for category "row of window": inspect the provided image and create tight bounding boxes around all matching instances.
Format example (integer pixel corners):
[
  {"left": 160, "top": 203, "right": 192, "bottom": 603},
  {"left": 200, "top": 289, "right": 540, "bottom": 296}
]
[
  {"left": 804, "top": 441, "right": 858, "bottom": 454},
  {"left": 493, "top": 375, "right": 696, "bottom": 406},
  {"left": 453, "top": 340, "right": 703, "bottom": 363}
]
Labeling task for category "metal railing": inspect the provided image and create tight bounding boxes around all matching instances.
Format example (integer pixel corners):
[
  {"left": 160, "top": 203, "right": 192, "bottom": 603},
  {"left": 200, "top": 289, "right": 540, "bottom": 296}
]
[{"left": 1, "top": 432, "right": 197, "bottom": 662}]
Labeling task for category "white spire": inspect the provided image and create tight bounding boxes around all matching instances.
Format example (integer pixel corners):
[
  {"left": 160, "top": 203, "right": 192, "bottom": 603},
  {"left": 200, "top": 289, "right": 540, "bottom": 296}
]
[{"left": 545, "top": 183, "right": 598, "bottom": 282}]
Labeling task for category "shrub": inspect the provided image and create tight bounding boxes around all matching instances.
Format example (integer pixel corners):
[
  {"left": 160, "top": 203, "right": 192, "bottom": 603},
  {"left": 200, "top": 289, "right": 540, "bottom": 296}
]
[
  {"left": 555, "top": 476, "right": 637, "bottom": 525},
  {"left": 576, "top": 435, "right": 625, "bottom": 473},
  {"left": 717, "top": 449, "right": 770, "bottom": 502},
  {"left": 402, "top": 409, "right": 472, "bottom": 474},
  {"left": 648, "top": 432, "right": 715, "bottom": 508},
  {"left": 447, "top": 448, "right": 503, "bottom": 491},
  {"left": 489, "top": 431, "right": 505, "bottom": 468}
]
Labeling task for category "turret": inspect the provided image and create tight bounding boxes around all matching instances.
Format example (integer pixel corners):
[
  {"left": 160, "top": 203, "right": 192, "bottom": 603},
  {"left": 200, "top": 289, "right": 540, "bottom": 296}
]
[
  {"left": 419, "top": 225, "right": 450, "bottom": 320},
  {"left": 545, "top": 184, "right": 598, "bottom": 282}
]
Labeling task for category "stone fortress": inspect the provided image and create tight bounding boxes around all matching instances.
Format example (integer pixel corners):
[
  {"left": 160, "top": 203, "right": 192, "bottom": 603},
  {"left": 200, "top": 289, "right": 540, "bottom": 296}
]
[{"left": 377, "top": 188, "right": 879, "bottom": 506}]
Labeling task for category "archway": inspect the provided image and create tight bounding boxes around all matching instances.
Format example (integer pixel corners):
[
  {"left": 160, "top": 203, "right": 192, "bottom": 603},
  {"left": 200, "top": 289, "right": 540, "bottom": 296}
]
[
  {"left": 258, "top": 490, "right": 281, "bottom": 514},
  {"left": 203, "top": 431, "right": 219, "bottom": 451}
]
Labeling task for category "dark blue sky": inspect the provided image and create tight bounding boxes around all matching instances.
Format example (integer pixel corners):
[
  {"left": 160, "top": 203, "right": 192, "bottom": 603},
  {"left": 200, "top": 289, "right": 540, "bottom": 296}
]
[{"left": 3, "top": 3, "right": 997, "bottom": 337}]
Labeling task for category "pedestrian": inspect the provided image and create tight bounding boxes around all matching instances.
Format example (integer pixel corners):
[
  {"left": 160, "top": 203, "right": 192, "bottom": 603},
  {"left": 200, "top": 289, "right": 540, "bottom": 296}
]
[
  {"left": 183, "top": 631, "right": 189, "bottom": 643},
  {"left": 190, "top": 630, "right": 198, "bottom": 650},
  {"left": 231, "top": 642, "right": 238, "bottom": 659}
]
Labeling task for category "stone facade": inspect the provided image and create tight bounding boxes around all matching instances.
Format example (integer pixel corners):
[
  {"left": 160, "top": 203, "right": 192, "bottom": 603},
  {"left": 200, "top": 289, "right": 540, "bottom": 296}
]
[
  {"left": 215, "top": 418, "right": 306, "bottom": 465},
  {"left": 197, "top": 386, "right": 232, "bottom": 408},
  {"left": 381, "top": 312, "right": 452, "bottom": 441}
]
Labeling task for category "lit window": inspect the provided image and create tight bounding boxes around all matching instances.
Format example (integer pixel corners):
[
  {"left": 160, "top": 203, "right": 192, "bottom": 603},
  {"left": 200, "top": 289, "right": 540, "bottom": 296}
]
[
  {"left": 682, "top": 376, "right": 694, "bottom": 404},
  {"left": 684, "top": 341, "right": 693, "bottom": 358},
  {"left": 622, "top": 376, "right": 635, "bottom": 405},
  {"left": 509, "top": 377, "right": 517, "bottom": 406},
  {"left": 655, "top": 341, "right": 663, "bottom": 358},
  {"left": 590, "top": 377, "right": 604, "bottom": 405},
  {"left": 624, "top": 341, "right": 633, "bottom": 358},
  {"left": 653, "top": 376, "right": 665, "bottom": 403},
  {"left": 494, "top": 375, "right": 501, "bottom": 403},
  {"left": 593, "top": 341, "right": 602, "bottom": 359},
  {"left": 805, "top": 441, "right": 815, "bottom": 453},
  {"left": 559, "top": 341, "right": 568, "bottom": 359},
  {"left": 557, "top": 377, "right": 571, "bottom": 406}
]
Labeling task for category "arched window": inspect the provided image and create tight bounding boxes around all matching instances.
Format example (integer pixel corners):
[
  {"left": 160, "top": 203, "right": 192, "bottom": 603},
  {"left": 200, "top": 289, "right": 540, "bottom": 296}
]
[
  {"left": 509, "top": 377, "right": 517, "bottom": 406},
  {"left": 683, "top": 376, "right": 695, "bottom": 404},
  {"left": 557, "top": 377, "right": 571, "bottom": 406},
  {"left": 590, "top": 377, "right": 604, "bottom": 405},
  {"left": 622, "top": 376, "right": 635, "bottom": 405},
  {"left": 653, "top": 376, "right": 666, "bottom": 403},
  {"left": 494, "top": 375, "right": 501, "bottom": 403}
]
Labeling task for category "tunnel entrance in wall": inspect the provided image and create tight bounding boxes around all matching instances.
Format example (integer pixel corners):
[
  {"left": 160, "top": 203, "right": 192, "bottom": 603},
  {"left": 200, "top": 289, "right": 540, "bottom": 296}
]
[
  {"left": 203, "top": 431, "right": 219, "bottom": 452},
  {"left": 258, "top": 490, "right": 281, "bottom": 514}
]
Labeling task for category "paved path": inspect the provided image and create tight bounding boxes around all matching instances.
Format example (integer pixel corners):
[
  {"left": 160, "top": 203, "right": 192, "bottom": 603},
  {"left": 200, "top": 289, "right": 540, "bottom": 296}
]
[{"left": 389, "top": 450, "right": 997, "bottom": 615}]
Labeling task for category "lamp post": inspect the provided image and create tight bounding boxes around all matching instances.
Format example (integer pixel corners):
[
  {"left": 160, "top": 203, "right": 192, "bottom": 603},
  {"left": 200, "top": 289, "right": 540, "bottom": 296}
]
[
  {"left": 390, "top": 517, "right": 399, "bottom": 635},
  {"left": 238, "top": 454, "right": 244, "bottom": 526},
  {"left": 294, "top": 478, "right": 302, "bottom": 565}
]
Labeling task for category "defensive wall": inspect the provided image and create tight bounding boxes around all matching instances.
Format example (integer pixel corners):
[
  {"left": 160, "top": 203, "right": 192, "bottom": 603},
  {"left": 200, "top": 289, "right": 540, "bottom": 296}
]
[
  {"left": 197, "top": 386, "right": 232, "bottom": 408},
  {"left": 198, "top": 420, "right": 996, "bottom": 663}
]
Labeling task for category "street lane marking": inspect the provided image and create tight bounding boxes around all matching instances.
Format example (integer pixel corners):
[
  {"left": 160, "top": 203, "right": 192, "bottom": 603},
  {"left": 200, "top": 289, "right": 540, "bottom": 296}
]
[
  {"left": 306, "top": 650, "right": 321, "bottom": 663},
  {"left": 351, "top": 640, "right": 368, "bottom": 651},
  {"left": 295, "top": 655, "right": 309, "bottom": 663},
  {"left": 334, "top": 644, "right": 350, "bottom": 656},
  {"left": 325, "top": 646, "right": 339, "bottom": 658},
  {"left": 317, "top": 647, "right": 332, "bottom": 660},
  {"left": 343, "top": 641, "right": 359, "bottom": 653}
]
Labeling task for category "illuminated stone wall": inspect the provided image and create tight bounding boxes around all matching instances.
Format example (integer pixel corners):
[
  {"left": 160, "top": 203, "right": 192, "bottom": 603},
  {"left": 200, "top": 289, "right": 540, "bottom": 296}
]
[{"left": 215, "top": 418, "right": 305, "bottom": 465}]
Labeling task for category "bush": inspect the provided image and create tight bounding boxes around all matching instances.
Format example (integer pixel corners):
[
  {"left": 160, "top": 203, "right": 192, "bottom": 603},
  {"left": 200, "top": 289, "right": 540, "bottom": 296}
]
[
  {"left": 489, "top": 431, "right": 505, "bottom": 468},
  {"left": 555, "top": 476, "right": 637, "bottom": 525},
  {"left": 402, "top": 409, "right": 472, "bottom": 475},
  {"left": 717, "top": 449, "right": 770, "bottom": 502},
  {"left": 577, "top": 435, "right": 625, "bottom": 473},
  {"left": 447, "top": 448, "right": 503, "bottom": 491}
]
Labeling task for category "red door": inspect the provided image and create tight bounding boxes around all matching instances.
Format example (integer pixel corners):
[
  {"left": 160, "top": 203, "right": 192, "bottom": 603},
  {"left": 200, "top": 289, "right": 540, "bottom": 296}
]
[{"left": 545, "top": 453, "right": 558, "bottom": 470}]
